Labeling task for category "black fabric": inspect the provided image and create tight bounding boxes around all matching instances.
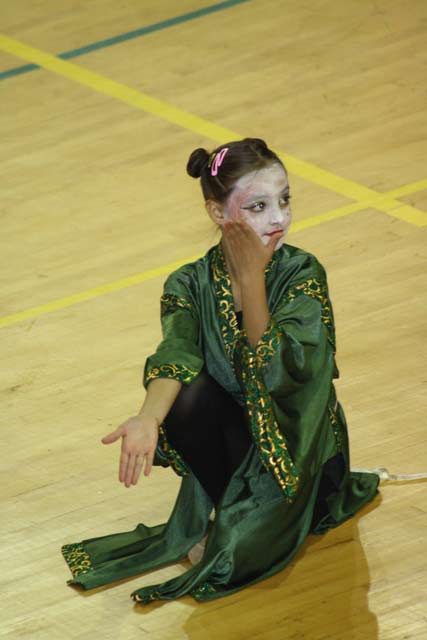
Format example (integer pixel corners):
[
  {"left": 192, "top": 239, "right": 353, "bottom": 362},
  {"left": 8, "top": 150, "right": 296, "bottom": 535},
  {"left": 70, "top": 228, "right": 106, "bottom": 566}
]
[{"left": 163, "top": 366, "right": 252, "bottom": 507}]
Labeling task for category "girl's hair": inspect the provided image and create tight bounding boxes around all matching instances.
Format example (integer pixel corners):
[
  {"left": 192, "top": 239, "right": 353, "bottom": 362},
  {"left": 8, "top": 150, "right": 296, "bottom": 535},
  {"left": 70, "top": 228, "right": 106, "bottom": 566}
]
[{"left": 186, "top": 137, "right": 286, "bottom": 203}]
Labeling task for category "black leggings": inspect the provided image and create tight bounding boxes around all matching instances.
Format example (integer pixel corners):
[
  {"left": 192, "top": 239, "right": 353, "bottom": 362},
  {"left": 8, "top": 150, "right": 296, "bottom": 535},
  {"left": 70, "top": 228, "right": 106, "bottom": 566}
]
[{"left": 163, "top": 369, "right": 253, "bottom": 507}]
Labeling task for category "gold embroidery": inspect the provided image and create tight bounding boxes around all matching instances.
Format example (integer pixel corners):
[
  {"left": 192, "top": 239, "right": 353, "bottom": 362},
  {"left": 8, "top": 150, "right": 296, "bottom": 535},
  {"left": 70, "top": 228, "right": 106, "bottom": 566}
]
[
  {"left": 237, "top": 340, "right": 300, "bottom": 502},
  {"left": 254, "top": 316, "right": 281, "bottom": 368},
  {"left": 328, "top": 405, "right": 344, "bottom": 452},
  {"left": 132, "top": 579, "right": 218, "bottom": 604},
  {"left": 328, "top": 385, "right": 345, "bottom": 452},
  {"left": 131, "top": 581, "right": 218, "bottom": 603},
  {"left": 132, "top": 588, "right": 163, "bottom": 604},
  {"left": 157, "top": 422, "right": 190, "bottom": 476},
  {"left": 160, "top": 293, "right": 193, "bottom": 315},
  {"left": 145, "top": 363, "right": 199, "bottom": 385},
  {"left": 211, "top": 246, "right": 240, "bottom": 363},
  {"left": 61, "top": 543, "right": 93, "bottom": 577}
]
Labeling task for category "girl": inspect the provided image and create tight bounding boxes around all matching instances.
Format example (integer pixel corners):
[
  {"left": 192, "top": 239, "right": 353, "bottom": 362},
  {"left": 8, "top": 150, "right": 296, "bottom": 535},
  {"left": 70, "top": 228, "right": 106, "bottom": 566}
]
[{"left": 61, "top": 138, "right": 382, "bottom": 604}]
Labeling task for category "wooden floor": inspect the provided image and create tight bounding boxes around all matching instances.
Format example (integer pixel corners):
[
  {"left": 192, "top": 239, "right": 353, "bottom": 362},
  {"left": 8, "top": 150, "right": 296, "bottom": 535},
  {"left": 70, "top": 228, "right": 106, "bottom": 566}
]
[{"left": 1, "top": 1, "right": 426, "bottom": 638}]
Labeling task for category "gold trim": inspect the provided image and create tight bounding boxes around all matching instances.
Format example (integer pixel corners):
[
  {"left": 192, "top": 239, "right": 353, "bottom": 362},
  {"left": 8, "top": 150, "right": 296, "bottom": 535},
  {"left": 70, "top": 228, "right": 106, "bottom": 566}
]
[
  {"left": 254, "top": 315, "right": 282, "bottom": 369},
  {"left": 237, "top": 339, "right": 300, "bottom": 502},
  {"left": 145, "top": 363, "right": 199, "bottom": 386},
  {"left": 157, "top": 422, "right": 190, "bottom": 476},
  {"left": 132, "top": 588, "right": 163, "bottom": 604},
  {"left": 328, "top": 385, "right": 345, "bottom": 452},
  {"left": 61, "top": 543, "right": 93, "bottom": 577},
  {"left": 210, "top": 244, "right": 240, "bottom": 364},
  {"left": 160, "top": 293, "right": 193, "bottom": 315}
]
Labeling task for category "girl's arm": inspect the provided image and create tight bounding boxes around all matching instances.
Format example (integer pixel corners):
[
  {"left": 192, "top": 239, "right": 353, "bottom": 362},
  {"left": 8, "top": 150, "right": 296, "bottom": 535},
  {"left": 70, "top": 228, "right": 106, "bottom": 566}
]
[
  {"left": 240, "top": 272, "right": 269, "bottom": 349},
  {"left": 138, "top": 377, "right": 182, "bottom": 424}
]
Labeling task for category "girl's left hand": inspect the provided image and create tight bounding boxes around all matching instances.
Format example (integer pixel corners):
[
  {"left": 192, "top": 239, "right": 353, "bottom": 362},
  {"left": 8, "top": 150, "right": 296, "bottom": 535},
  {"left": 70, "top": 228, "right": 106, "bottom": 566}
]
[{"left": 221, "top": 216, "right": 281, "bottom": 284}]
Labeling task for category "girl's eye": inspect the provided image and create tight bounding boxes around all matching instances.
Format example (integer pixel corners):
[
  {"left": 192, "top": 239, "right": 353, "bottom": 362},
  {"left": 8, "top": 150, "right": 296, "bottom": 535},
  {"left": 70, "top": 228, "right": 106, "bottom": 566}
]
[
  {"left": 252, "top": 202, "right": 265, "bottom": 211},
  {"left": 280, "top": 195, "right": 292, "bottom": 206},
  {"left": 242, "top": 201, "right": 266, "bottom": 212},
  {"left": 244, "top": 194, "right": 291, "bottom": 212}
]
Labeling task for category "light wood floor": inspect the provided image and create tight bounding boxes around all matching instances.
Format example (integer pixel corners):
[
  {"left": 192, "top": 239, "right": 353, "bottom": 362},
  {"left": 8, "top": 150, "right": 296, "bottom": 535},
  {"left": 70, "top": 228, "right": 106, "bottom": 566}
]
[{"left": 0, "top": 1, "right": 426, "bottom": 638}]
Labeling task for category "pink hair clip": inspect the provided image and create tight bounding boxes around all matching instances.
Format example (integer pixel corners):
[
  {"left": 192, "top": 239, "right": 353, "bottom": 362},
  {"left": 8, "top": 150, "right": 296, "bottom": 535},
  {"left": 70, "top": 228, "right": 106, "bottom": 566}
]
[{"left": 210, "top": 147, "right": 229, "bottom": 176}]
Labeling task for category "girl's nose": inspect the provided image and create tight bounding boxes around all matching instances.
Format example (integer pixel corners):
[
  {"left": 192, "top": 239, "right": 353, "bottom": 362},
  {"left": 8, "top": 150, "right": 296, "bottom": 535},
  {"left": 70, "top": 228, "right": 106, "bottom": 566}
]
[{"left": 270, "top": 205, "right": 285, "bottom": 224}]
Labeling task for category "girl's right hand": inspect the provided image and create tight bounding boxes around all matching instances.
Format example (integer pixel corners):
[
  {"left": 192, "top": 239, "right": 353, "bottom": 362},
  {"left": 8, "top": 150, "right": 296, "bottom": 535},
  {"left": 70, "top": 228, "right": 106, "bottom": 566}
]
[{"left": 101, "top": 415, "right": 159, "bottom": 487}]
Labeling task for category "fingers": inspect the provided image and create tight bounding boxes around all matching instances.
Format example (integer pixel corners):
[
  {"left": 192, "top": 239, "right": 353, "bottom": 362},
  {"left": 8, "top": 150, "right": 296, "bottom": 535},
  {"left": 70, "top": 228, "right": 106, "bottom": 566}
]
[
  {"left": 119, "top": 450, "right": 129, "bottom": 483},
  {"left": 121, "top": 451, "right": 154, "bottom": 487},
  {"left": 267, "top": 232, "right": 282, "bottom": 251},
  {"left": 126, "top": 453, "right": 152, "bottom": 487},
  {"left": 222, "top": 221, "right": 242, "bottom": 251},
  {"left": 124, "top": 453, "right": 137, "bottom": 488},
  {"left": 144, "top": 451, "right": 154, "bottom": 477},
  {"left": 132, "top": 455, "right": 146, "bottom": 485},
  {"left": 119, "top": 450, "right": 136, "bottom": 487},
  {"left": 224, "top": 218, "right": 258, "bottom": 245}
]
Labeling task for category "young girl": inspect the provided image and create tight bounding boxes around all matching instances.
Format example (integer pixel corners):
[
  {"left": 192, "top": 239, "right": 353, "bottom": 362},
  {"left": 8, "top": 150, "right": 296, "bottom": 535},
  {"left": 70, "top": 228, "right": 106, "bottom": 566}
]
[{"left": 61, "top": 137, "right": 382, "bottom": 604}]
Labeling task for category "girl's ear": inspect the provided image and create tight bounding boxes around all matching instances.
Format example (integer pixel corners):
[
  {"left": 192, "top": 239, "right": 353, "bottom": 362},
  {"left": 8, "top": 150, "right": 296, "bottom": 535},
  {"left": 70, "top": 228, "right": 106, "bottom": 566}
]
[{"left": 205, "top": 199, "right": 227, "bottom": 226}]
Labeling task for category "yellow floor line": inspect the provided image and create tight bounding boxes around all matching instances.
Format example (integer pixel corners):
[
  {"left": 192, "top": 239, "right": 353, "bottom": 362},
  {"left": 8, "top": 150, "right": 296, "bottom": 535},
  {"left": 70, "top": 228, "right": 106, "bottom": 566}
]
[
  {"left": 0, "top": 256, "right": 201, "bottom": 329},
  {"left": 385, "top": 179, "right": 427, "bottom": 198},
  {"left": 1, "top": 180, "right": 425, "bottom": 329},
  {"left": 1, "top": 34, "right": 425, "bottom": 227},
  {"left": 292, "top": 180, "right": 427, "bottom": 231}
]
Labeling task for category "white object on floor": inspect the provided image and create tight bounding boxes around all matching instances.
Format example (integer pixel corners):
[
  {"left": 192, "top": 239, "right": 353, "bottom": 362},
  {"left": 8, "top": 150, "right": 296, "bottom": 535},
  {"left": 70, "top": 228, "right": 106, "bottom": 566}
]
[{"left": 351, "top": 467, "right": 427, "bottom": 481}]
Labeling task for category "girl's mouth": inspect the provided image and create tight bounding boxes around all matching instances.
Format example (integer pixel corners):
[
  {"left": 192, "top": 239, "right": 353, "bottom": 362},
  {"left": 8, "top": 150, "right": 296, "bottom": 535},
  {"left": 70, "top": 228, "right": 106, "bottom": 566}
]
[{"left": 265, "top": 229, "right": 283, "bottom": 236}]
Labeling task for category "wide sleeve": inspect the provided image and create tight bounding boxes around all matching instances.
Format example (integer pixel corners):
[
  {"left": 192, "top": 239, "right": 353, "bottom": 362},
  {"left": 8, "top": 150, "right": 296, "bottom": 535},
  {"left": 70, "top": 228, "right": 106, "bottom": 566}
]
[
  {"left": 233, "top": 266, "right": 341, "bottom": 503},
  {"left": 143, "top": 272, "right": 205, "bottom": 389},
  {"left": 142, "top": 271, "right": 205, "bottom": 477}
]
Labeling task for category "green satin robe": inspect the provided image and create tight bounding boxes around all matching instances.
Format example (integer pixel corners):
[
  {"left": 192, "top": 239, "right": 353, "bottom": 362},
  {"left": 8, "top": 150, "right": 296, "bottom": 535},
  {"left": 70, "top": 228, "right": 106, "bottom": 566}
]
[{"left": 61, "top": 241, "right": 380, "bottom": 604}]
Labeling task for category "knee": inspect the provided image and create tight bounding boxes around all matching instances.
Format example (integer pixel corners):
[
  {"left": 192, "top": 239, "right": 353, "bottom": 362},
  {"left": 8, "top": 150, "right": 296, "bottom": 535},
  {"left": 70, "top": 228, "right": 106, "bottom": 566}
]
[{"left": 166, "top": 370, "right": 212, "bottom": 425}]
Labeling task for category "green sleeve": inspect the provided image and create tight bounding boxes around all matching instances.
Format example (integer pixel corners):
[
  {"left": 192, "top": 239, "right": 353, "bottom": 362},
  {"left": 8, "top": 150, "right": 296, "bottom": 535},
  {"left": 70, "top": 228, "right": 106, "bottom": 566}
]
[
  {"left": 143, "top": 274, "right": 204, "bottom": 389},
  {"left": 233, "top": 268, "right": 341, "bottom": 503},
  {"left": 142, "top": 271, "right": 205, "bottom": 477},
  {"left": 251, "top": 278, "right": 336, "bottom": 394}
]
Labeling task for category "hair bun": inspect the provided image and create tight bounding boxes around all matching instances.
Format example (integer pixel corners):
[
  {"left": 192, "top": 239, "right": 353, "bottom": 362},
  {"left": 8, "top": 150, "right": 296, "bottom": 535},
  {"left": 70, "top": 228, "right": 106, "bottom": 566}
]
[
  {"left": 245, "top": 137, "right": 268, "bottom": 151},
  {"left": 187, "top": 148, "right": 210, "bottom": 178}
]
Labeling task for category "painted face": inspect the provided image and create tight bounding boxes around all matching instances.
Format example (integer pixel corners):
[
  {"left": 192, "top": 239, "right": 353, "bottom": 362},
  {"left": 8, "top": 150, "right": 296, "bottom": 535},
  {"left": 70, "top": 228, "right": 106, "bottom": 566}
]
[{"left": 223, "top": 163, "right": 291, "bottom": 250}]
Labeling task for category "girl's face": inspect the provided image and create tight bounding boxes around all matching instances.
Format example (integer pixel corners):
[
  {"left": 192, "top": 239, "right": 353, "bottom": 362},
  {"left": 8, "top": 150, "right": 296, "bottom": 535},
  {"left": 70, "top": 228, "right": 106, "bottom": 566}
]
[{"left": 223, "top": 163, "right": 291, "bottom": 250}]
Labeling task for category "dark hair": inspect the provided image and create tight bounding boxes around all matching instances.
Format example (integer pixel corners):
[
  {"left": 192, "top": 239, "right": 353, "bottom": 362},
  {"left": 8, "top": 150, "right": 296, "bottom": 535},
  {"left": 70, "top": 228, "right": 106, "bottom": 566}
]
[{"left": 186, "top": 137, "right": 286, "bottom": 203}]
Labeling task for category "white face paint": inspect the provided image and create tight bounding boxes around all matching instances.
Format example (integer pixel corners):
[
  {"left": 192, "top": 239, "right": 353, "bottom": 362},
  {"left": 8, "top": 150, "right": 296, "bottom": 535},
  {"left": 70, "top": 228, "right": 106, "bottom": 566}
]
[{"left": 223, "top": 163, "right": 291, "bottom": 250}]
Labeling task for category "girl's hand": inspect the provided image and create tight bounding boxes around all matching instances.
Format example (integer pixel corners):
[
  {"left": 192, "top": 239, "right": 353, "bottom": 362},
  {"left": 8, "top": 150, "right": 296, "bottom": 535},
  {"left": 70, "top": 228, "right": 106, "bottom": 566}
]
[
  {"left": 101, "top": 415, "right": 159, "bottom": 487},
  {"left": 221, "top": 217, "right": 281, "bottom": 285}
]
